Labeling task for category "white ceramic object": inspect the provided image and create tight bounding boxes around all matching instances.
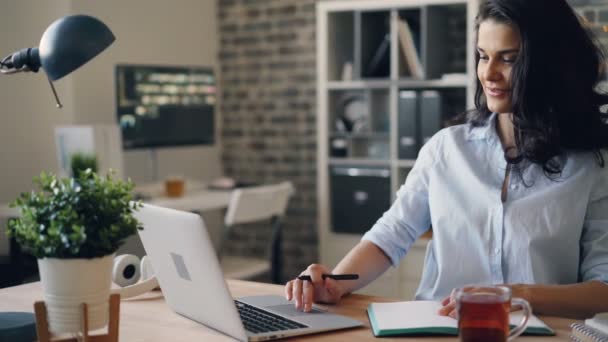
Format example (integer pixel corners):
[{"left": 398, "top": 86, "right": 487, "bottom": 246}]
[{"left": 37, "top": 254, "right": 113, "bottom": 334}]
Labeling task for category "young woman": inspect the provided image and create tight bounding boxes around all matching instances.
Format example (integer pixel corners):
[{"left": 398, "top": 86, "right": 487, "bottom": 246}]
[{"left": 286, "top": 0, "right": 608, "bottom": 319}]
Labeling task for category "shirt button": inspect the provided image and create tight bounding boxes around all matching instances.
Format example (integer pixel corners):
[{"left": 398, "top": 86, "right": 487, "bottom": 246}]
[{"left": 494, "top": 248, "right": 500, "bottom": 255}]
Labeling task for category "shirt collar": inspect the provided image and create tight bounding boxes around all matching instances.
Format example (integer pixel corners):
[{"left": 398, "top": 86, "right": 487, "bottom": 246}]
[{"left": 465, "top": 112, "right": 499, "bottom": 142}]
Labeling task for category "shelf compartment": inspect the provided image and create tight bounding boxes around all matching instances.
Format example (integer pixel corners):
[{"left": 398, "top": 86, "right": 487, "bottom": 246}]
[
  {"left": 396, "top": 87, "right": 466, "bottom": 159},
  {"left": 330, "top": 165, "right": 391, "bottom": 234},
  {"left": 329, "top": 136, "right": 390, "bottom": 160},
  {"left": 396, "top": 9, "right": 423, "bottom": 79},
  {"left": 328, "top": 12, "right": 355, "bottom": 81},
  {"left": 328, "top": 89, "right": 368, "bottom": 134},
  {"left": 328, "top": 88, "right": 389, "bottom": 135},
  {"left": 358, "top": 10, "right": 392, "bottom": 79},
  {"left": 424, "top": 4, "right": 467, "bottom": 79},
  {"left": 351, "top": 136, "right": 390, "bottom": 160},
  {"left": 370, "top": 88, "right": 390, "bottom": 133}
]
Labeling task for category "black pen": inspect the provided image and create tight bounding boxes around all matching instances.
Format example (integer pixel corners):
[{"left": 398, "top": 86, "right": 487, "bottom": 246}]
[{"left": 297, "top": 274, "right": 359, "bottom": 281}]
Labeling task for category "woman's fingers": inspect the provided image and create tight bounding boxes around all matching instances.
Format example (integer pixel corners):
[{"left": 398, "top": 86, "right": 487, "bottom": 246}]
[
  {"left": 438, "top": 288, "right": 458, "bottom": 317},
  {"left": 285, "top": 280, "right": 293, "bottom": 301},
  {"left": 438, "top": 301, "right": 458, "bottom": 318},
  {"left": 438, "top": 301, "right": 454, "bottom": 316},
  {"left": 302, "top": 279, "right": 313, "bottom": 312},
  {"left": 286, "top": 264, "right": 337, "bottom": 311},
  {"left": 292, "top": 278, "right": 303, "bottom": 310}
]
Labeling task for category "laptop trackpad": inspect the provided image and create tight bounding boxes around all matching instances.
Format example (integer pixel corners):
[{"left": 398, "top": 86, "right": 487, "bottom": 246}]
[{"left": 265, "top": 304, "right": 323, "bottom": 317}]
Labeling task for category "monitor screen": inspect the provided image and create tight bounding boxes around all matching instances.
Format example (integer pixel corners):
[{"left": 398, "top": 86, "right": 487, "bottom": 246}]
[{"left": 115, "top": 64, "right": 216, "bottom": 149}]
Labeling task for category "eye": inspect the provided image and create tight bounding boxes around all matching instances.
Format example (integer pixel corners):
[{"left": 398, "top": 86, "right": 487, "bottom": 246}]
[
  {"left": 502, "top": 54, "right": 518, "bottom": 64},
  {"left": 478, "top": 54, "right": 489, "bottom": 61}
]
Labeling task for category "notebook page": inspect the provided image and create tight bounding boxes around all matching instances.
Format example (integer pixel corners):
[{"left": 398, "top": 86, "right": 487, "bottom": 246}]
[
  {"left": 371, "top": 301, "right": 457, "bottom": 330},
  {"left": 371, "top": 300, "right": 553, "bottom": 333}
]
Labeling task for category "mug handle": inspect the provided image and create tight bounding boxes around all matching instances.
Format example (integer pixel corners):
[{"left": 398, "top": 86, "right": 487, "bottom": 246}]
[{"left": 507, "top": 298, "right": 531, "bottom": 341}]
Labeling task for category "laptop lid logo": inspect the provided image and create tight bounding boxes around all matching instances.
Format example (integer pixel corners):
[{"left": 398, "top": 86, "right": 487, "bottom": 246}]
[{"left": 170, "top": 252, "right": 192, "bottom": 281}]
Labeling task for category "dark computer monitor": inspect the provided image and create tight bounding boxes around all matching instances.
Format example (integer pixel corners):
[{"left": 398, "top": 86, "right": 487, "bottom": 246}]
[{"left": 115, "top": 64, "right": 215, "bottom": 149}]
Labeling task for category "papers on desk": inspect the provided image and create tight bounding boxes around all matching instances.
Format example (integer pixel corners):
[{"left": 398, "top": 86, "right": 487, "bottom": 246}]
[
  {"left": 367, "top": 300, "right": 555, "bottom": 337},
  {"left": 570, "top": 312, "right": 608, "bottom": 341}
]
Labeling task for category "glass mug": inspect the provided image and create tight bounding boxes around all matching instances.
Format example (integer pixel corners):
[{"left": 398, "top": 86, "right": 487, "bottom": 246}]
[
  {"left": 455, "top": 285, "right": 531, "bottom": 342},
  {"left": 165, "top": 177, "right": 185, "bottom": 198}
]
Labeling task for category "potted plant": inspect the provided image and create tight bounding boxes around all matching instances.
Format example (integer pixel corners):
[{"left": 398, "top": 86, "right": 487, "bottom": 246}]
[
  {"left": 7, "top": 169, "right": 141, "bottom": 334},
  {"left": 69, "top": 152, "right": 98, "bottom": 178}
]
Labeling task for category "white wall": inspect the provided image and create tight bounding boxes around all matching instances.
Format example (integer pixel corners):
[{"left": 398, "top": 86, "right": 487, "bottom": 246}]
[
  {"left": 69, "top": 0, "right": 222, "bottom": 185},
  {"left": 0, "top": 0, "right": 74, "bottom": 203},
  {"left": 0, "top": 0, "right": 222, "bottom": 255},
  {"left": 0, "top": 0, "right": 221, "bottom": 203}
]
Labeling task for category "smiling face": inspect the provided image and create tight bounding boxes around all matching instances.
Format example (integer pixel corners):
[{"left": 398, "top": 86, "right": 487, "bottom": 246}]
[{"left": 477, "top": 20, "right": 521, "bottom": 114}]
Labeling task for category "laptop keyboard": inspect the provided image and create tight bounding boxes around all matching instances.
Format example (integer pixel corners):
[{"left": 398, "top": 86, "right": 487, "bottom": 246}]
[{"left": 235, "top": 300, "right": 308, "bottom": 334}]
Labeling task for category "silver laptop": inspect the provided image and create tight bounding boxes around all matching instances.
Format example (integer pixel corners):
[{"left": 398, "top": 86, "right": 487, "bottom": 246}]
[{"left": 134, "top": 203, "right": 362, "bottom": 341}]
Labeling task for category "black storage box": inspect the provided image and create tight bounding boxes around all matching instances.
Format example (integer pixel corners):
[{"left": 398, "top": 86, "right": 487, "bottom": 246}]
[{"left": 330, "top": 166, "right": 391, "bottom": 234}]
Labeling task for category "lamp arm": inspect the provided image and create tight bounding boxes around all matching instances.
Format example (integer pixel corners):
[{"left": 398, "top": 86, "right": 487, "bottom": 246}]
[
  {"left": 0, "top": 48, "right": 63, "bottom": 108},
  {"left": 46, "top": 75, "right": 63, "bottom": 108},
  {"left": 0, "top": 47, "right": 40, "bottom": 74}
]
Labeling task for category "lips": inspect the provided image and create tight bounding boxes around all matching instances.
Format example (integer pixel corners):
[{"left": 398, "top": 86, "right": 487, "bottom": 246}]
[{"left": 485, "top": 87, "right": 509, "bottom": 97}]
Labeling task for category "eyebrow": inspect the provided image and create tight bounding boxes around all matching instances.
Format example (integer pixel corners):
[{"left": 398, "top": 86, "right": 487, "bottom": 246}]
[{"left": 477, "top": 47, "right": 519, "bottom": 54}]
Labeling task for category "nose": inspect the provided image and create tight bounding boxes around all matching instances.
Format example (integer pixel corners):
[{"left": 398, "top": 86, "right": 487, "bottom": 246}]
[{"left": 483, "top": 60, "right": 502, "bottom": 82}]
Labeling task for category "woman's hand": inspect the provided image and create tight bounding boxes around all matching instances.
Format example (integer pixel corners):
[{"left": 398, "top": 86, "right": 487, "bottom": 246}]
[
  {"left": 437, "top": 284, "right": 531, "bottom": 319},
  {"left": 437, "top": 288, "right": 462, "bottom": 319},
  {"left": 284, "top": 264, "right": 345, "bottom": 312}
]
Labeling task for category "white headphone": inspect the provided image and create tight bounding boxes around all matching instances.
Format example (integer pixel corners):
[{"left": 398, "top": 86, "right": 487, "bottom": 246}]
[{"left": 110, "top": 254, "right": 159, "bottom": 299}]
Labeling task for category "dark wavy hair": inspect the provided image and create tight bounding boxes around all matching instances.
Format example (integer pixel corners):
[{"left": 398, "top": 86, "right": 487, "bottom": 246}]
[{"left": 469, "top": 0, "right": 608, "bottom": 175}]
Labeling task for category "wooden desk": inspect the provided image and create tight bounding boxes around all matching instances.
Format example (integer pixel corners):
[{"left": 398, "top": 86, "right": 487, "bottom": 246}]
[{"left": 0, "top": 280, "right": 577, "bottom": 341}]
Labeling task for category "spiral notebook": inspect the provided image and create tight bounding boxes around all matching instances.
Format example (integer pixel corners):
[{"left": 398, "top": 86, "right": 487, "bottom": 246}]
[
  {"left": 570, "top": 312, "right": 608, "bottom": 342},
  {"left": 367, "top": 300, "right": 555, "bottom": 337}
]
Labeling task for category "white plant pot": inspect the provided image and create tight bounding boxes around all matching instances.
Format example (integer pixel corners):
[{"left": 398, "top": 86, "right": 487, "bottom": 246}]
[{"left": 37, "top": 254, "right": 114, "bottom": 334}]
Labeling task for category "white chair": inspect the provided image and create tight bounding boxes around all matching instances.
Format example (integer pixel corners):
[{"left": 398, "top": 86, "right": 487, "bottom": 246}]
[{"left": 218, "top": 181, "right": 294, "bottom": 284}]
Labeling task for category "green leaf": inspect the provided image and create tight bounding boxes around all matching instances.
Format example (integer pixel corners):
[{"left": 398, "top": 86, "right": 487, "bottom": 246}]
[{"left": 8, "top": 170, "right": 140, "bottom": 259}]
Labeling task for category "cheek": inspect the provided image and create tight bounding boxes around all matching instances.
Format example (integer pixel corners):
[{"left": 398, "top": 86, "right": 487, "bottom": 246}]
[
  {"left": 504, "top": 67, "right": 513, "bottom": 86},
  {"left": 477, "top": 65, "right": 484, "bottom": 81}
]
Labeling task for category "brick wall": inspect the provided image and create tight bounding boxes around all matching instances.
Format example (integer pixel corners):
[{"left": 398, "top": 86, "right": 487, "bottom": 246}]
[
  {"left": 218, "top": 0, "right": 319, "bottom": 283},
  {"left": 217, "top": 0, "right": 608, "bottom": 283}
]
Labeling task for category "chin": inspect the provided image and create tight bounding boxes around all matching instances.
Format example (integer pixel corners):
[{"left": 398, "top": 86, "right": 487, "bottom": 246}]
[{"left": 487, "top": 102, "right": 511, "bottom": 114}]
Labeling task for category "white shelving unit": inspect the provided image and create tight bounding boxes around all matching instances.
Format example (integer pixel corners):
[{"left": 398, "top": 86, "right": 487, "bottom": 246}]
[{"left": 317, "top": 0, "right": 478, "bottom": 299}]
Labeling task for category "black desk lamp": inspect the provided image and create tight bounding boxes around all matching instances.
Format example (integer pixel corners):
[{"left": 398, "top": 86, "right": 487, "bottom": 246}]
[
  {"left": 0, "top": 14, "right": 115, "bottom": 108},
  {"left": 0, "top": 14, "right": 114, "bottom": 341}
]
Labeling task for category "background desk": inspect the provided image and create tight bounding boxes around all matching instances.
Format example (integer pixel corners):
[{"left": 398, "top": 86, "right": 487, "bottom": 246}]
[
  {"left": 0, "top": 182, "right": 234, "bottom": 259},
  {"left": 135, "top": 180, "right": 233, "bottom": 212},
  {"left": 0, "top": 280, "right": 577, "bottom": 341},
  {"left": 0, "top": 180, "right": 233, "bottom": 216}
]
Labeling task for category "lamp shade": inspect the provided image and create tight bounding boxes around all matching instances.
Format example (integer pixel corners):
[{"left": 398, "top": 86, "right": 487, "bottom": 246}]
[{"left": 39, "top": 15, "right": 115, "bottom": 81}]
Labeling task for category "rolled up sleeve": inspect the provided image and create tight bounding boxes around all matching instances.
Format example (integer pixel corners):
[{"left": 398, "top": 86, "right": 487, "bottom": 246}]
[{"left": 362, "top": 131, "right": 442, "bottom": 266}]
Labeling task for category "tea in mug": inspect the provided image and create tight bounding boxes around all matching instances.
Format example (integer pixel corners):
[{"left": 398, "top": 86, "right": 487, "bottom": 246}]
[
  {"left": 165, "top": 177, "right": 185, "bottom": 198},
  {"left": 458, "top": 293, "right": 510, "bottom": 342},
  {"left": 456, "top": 286, "right": 531, "bottom": 342}
]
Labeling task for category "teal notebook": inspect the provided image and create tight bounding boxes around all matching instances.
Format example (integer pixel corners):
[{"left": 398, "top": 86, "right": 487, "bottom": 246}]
[{"left": 367, "top": 300, "right": 555, "bottom": 337}]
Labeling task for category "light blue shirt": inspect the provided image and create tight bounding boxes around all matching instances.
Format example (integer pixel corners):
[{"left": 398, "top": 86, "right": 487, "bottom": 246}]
[{"left": 362, "top": 113, "right": 608, "bottom": 300}]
